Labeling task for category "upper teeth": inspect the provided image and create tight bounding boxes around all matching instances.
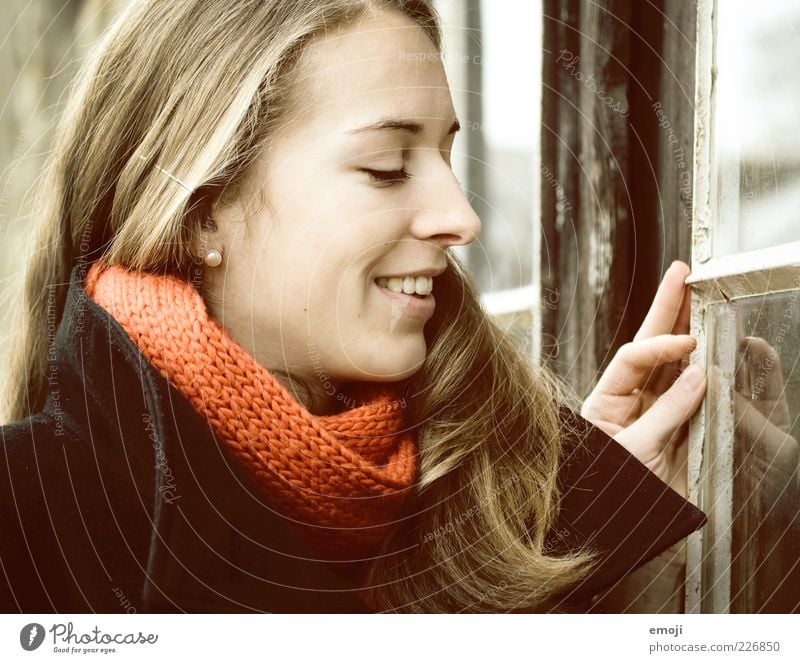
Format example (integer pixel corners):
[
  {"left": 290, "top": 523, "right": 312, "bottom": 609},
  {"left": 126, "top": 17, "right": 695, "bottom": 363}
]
[{"left": 376, "top": 275, "right": 433, "bottom": 296}]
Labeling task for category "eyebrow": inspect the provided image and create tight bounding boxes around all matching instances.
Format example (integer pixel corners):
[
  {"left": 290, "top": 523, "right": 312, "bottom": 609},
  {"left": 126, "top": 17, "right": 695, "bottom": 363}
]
[{"left": 346, "top": 117, "right": 461, "bottom": 137}]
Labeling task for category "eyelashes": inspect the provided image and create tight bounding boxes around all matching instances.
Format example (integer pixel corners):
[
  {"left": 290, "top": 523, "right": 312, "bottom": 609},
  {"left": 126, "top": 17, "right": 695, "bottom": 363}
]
[{"left": 361, "top": 167, "right": 412, "bottom": 185}]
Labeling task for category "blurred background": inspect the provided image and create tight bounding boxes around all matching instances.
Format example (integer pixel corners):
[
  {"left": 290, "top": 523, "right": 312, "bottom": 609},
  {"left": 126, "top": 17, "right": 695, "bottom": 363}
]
[
  {"left": 3, "top": 0, "right": 800, "bottom": 614},
  {"left": 1, "top": 0, "right": 130, "bottom": 325}
]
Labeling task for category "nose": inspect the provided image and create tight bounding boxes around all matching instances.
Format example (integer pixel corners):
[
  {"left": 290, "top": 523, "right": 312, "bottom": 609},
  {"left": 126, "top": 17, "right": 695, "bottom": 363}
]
[{"left": 409, "top": 170, "right": 482, "bottom": 248}]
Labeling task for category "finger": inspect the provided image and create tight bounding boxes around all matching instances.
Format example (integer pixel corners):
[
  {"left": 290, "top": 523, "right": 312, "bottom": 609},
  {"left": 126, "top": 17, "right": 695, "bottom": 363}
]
[
  {"left": 651, "top": 346, "right": 694, "bottom": 398},
  {"left": 634, "top": 261, "right": 692, "bottom": 342},
  {"left": 614, "top": 363, "right": 706, "bottom": 459},
  {"left": 595, "top": 334, "right": 697, "bottom": 395},
  {"left": 740, "top": 336, "right": 787, "bottom": 402},
  {"left": 735, "top": 334, "right": 752, "bottom": 398},
  {"left": 672, "top": 278, "right": 691, "bottom": 336},
  {"left": 733, "top": 390, "right": 798, "bottom": 465}
]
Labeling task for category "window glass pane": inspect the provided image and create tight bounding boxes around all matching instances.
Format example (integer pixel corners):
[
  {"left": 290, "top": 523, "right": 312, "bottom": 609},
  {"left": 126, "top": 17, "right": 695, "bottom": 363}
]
[
  {"left": 477, "top": 0, "right": 539, "bottom": 292},
  {"left": 706, "top": 291, "right": 800, "bottom": 612},
  {"left": 436, "top": 0, "right": 540, "bottom": 292},
  {"left": 714, "top": 0, "right": 800, "bottom": 255}
]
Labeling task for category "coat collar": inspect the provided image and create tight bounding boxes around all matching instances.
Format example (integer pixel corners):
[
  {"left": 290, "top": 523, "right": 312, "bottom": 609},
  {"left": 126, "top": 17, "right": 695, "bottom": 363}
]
[{"left": 48, "top": 263, "right": 369, "bottom": 612}]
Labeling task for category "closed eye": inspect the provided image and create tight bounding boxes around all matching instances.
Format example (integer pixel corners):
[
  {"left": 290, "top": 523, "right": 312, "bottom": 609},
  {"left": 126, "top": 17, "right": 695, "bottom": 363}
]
[{"left": 361, "top": 168, "right": 412, "bottom": 185}]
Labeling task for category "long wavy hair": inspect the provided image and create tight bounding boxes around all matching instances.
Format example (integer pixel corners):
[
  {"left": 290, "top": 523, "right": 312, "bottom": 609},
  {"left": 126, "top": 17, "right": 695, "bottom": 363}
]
[{"left": 1, "top": 0, "right": 597, "bottom": 611}]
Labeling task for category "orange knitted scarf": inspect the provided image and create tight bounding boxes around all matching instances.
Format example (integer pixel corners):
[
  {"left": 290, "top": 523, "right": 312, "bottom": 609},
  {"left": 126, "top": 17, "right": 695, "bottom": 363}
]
[{"left": 85, "top": 261, "right": 419, "bottom": 559}]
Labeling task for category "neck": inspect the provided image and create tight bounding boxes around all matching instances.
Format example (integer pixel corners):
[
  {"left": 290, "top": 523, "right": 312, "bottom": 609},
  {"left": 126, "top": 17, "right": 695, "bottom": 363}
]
[
  {"left": 209, "top": 325, "right": 344, "bottom": 415},
  {"left": 199, "top": 273, "right": 344, "bottom": 416}
]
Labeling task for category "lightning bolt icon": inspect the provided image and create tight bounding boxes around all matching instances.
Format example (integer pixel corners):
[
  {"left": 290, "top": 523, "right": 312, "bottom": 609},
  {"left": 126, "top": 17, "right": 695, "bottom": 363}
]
[{"left": 28, "top": 626, "right": 38, "bottom": 646}]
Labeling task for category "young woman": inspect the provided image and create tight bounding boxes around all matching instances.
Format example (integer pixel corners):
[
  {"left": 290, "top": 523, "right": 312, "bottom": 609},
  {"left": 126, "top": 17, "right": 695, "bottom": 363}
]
[{"left": 0, "top": 0, "right": 707, "bottom": 613}]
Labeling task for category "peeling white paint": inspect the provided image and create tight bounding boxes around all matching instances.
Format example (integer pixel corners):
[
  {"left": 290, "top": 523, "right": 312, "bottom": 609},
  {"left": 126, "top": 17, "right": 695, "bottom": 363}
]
[{"left": 685, "top": 0, "right": 717, "bottom": 615}]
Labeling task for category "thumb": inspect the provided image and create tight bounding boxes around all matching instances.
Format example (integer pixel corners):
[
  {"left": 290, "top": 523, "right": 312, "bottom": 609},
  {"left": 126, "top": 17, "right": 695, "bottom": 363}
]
[{"left": 614, "top": 365, "right": 707, "bottom": 459}]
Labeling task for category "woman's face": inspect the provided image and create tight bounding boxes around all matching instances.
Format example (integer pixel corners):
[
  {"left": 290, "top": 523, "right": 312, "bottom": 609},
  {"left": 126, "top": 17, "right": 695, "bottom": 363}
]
[{"left": 205, "top": 7, "right": 481, "bottom": 412}]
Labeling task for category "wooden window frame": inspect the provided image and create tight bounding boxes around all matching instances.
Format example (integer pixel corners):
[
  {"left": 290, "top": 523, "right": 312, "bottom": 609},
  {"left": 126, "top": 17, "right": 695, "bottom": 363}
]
[
  {"left": 449, "top": 0, "right": 800, "bottom": 612},
  {"left": 684, "top": 0, "right": 800, "bottom": 614}
]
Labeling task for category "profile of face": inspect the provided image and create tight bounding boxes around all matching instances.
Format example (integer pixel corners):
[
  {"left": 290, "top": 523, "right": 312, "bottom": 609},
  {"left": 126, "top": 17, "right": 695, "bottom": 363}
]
[{"left": 204, "top": 7, "right": 481, "bottom": 413}]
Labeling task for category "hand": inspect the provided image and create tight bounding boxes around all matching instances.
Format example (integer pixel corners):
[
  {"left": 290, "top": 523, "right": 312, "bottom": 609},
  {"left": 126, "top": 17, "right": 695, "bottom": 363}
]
[
  {"left": 733, "top": 335, "right": 792, "bottom": 441},
  {"left": 725, "top": 334, "right": 800, "bottom": 611},
  {"left": 580, "top": 261, "right": 707, "bottom": 497},
  {"left": 727, "top": 333, "right": 798, "bottom": 513}
]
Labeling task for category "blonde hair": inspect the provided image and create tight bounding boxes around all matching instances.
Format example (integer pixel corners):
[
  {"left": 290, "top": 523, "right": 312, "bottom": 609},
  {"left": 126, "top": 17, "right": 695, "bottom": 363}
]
[{"left": 1, "top": 0, "right": 597, "bottom": 611}]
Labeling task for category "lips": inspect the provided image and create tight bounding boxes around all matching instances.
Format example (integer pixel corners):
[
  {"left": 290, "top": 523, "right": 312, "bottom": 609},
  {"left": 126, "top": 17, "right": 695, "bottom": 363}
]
[
  {"left": 374, "top": 275, "right": 433, "bottom": 297},
  {"left": 374, "top": 280, "right": 436, "bottom": 320}
]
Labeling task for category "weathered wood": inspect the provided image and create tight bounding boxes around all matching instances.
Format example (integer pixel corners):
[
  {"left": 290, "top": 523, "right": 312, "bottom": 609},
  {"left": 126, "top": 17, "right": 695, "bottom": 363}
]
[
  {"left": 657, "top": 0, "right": 696, "bottom": 266},
  {"left": 541, "top": 0, "right": 581, "bottom": 386},
  {"left": 541, "top": 0, "right": 693, "bottom": 402},
  {"left": 542, "top": 0, "right": 636, "bottom": 398},
  {"left": 576, "top": 0, "right": 632, "bottom": 395}
]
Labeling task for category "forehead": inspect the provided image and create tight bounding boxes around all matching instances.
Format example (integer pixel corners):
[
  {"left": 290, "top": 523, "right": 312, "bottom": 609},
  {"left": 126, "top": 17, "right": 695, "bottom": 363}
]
[{"left": 291, "top": 8, "right": 455, "bottom": 136}]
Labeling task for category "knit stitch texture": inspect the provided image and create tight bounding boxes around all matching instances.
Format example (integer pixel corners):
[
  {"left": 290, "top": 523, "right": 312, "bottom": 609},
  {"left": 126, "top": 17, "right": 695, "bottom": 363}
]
[{"left": 85, "top": 261, "right": 419, "bottom": 559}]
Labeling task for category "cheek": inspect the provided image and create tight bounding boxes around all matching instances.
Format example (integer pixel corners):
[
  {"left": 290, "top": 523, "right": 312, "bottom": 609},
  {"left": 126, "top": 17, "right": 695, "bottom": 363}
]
[{"left": 300, "top": 278, "right": 377, "bottom": 351}]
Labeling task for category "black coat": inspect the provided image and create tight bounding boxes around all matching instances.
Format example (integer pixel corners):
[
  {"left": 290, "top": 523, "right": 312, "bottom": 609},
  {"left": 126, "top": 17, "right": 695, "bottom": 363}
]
[{"left": 0, "top": 265, "right": 706, "bottom": 612}]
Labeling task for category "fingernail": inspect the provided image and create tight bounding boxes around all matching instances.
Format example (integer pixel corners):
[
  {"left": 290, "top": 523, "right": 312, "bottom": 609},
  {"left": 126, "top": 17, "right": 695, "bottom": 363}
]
[
  {"left": 671, "top": 259, "right": 688, "bottom": 272},
  {"left": 681, "top": 365, "right": 705, "bottom": 390}
]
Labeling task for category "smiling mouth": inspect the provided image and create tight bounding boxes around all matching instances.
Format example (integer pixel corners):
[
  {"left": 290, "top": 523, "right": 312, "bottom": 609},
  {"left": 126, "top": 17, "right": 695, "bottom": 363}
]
[
  {"left": 373, "top": 279, "right": 436, "bottom": 320},
  {"left": 374, "top": 276, "right": 433, "bottom": 298}
]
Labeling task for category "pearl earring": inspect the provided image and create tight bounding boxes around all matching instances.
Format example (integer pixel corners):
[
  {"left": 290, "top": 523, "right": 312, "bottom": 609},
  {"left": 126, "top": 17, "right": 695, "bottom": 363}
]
[{"left": 204, "top": 248, "right": 223, "bottom": 267}]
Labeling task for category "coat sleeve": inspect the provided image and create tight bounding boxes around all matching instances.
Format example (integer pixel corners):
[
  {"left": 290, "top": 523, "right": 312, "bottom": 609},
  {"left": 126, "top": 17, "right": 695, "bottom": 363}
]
[{"left": 544, "top": 406, "right": 707, "bottom": 604}]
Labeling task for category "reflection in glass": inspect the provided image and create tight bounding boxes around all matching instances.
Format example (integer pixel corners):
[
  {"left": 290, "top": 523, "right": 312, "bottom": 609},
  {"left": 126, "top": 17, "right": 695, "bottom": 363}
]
[
  {"left": 714, "top": 0, "right": 800, "bottom": 255},
  {"left": 706, "top": 291, "right": 800, "bottom": 612}
]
